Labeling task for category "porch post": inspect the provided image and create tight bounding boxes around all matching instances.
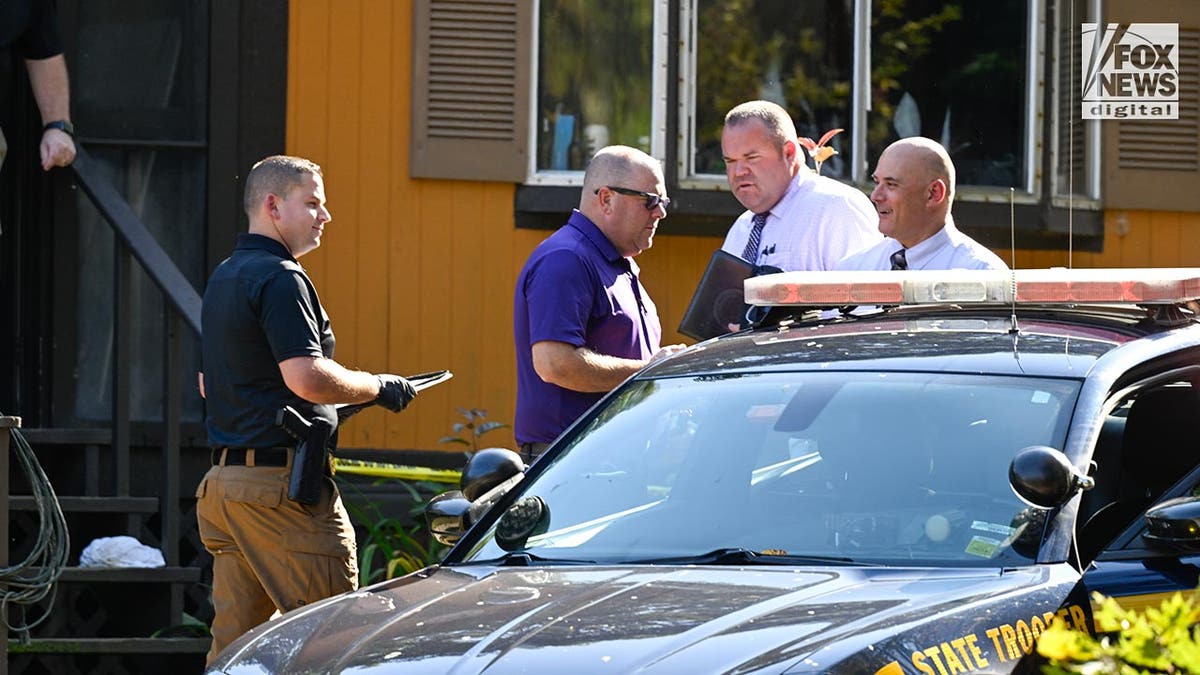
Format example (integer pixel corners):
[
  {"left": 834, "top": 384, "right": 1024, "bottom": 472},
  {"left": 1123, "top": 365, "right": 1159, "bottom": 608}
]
[{"left": 0, "top": 415, "right": 21, "bottom": 675}]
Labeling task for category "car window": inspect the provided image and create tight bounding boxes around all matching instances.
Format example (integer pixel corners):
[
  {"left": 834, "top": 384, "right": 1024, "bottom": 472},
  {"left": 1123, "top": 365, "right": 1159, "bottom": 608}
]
[
  {"left": 463, "top": 372, "right": 1081, "bottom": 567},
  {"left": 1079, "top": 382, "right": 1200, "bottom": 558}
]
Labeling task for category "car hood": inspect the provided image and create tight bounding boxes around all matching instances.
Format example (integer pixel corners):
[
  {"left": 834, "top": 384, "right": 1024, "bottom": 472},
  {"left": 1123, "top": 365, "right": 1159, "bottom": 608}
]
[{"left": 212, "top": 563, "right": 1078, "bottom": 674}]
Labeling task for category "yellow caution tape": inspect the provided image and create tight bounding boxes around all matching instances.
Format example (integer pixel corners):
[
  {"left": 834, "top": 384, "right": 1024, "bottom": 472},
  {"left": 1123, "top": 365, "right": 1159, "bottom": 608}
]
[{"left": 333, "top": 458, "right": 462, "bottom": 484}]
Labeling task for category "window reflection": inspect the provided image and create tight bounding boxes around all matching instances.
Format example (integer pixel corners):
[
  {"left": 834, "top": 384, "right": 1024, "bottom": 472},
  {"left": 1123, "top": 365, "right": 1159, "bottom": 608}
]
[
  {"left": 869, "top": 0, "right": 1028, "bottom": 187},
  {"left": 689, "top": 0, "right": 1031, "bottom": 189},
  {"left": 693, "top": 0, "right": 855, "bottom": 178},
  {"left": 537, "top": 0, "right": 654, "bottom": 171}
]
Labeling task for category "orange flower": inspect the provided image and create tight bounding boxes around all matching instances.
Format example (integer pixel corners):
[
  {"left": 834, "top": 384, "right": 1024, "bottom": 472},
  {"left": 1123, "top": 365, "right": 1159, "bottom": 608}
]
[{"left": 797, "top": 128, "right": 844, "bottom": 175}]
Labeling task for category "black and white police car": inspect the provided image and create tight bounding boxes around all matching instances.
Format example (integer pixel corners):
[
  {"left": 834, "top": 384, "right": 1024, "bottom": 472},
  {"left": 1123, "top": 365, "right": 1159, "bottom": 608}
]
[{"left": 210, "top": 268, "right": 1200, "bottom": 675}]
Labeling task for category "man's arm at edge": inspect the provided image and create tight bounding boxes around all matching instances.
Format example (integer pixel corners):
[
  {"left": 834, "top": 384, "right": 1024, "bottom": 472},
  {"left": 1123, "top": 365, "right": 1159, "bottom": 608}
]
[
  {"left": 25, "top": 55, "right": 76, "bottom": 169},
  {"left": 532, "top": 340, "right": 685, "bottom": 393},
  {"left": 278, "top": 356, "right": 381, "bottom": 404}
]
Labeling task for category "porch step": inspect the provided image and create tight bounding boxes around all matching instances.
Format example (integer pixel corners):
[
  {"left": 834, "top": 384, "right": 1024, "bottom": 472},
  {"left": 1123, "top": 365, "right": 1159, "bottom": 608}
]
[
  {"left": 8, "top": 495, "right": 159, "bottom": 513},
  {"left": 19, "top": 428, "right": 113, "bottom": 445},
  {"left": 8, "top": 637, "right": 210, "bottom": 654},
  {"left": 48, "top": 566, "right": 202, "bottom": 583}
]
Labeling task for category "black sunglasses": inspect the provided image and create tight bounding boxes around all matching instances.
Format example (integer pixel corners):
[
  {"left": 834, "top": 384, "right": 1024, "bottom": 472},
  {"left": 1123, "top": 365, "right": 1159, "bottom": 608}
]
[{"left": 595, "top": 186, "right": 671, "bottom": 211}]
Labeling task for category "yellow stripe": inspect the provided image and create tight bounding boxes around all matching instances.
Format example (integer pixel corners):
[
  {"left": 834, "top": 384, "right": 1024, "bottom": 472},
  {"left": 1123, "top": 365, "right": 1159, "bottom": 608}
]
[
  {"left": 1097, "top": 590, "right": 1199, "bottom": 615},
  {"left": 333, "top": 458, "right": 462, "bottom": 484}
]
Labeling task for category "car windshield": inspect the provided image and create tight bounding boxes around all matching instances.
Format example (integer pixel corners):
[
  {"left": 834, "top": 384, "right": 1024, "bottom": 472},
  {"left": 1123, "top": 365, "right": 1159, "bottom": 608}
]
[{"left": 463, "top": 372, "right": 1080, "bottom": 567}]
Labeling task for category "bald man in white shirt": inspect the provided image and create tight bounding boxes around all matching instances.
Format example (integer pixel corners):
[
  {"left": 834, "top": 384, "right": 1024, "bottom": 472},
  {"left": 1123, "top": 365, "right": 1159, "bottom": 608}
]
[{"left": 835, "top": 137, "right": 1006, "bottom": 271}]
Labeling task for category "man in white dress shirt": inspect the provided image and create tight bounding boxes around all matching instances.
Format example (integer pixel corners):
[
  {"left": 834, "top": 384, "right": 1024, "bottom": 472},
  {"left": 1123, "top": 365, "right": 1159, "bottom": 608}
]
[
  {"left": 835, "top": 137, "right": 1007, "bottom": 271},
  {"left": 720, "top": 100, "right": 880, "bottom": 272}
]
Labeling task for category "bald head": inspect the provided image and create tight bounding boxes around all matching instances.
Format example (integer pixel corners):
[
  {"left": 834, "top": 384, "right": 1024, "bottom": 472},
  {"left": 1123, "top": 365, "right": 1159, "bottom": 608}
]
[
  {"left": 580, "top": 146, "right": 667, "bottom": 258},
  {"left": 581, "top": 146, "right": 664, "bottom": 201},
  {"left": 869, "top": 137, "right": 958, "bottom": 247},
  {"left": 884, "top": 137, "right": 955, "bottom": 206}
]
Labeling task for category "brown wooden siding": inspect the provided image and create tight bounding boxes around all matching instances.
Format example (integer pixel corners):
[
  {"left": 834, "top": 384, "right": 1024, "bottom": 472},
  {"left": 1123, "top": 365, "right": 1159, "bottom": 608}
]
[{"left": 287, "top": 1, "right": 1200, "bottom": 452}]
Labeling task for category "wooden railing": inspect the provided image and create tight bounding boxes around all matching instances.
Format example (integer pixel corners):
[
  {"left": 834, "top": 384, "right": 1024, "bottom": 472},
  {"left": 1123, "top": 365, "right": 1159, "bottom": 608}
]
[{"left": 66, "top": 144, "right": 203, "bottom": 618}]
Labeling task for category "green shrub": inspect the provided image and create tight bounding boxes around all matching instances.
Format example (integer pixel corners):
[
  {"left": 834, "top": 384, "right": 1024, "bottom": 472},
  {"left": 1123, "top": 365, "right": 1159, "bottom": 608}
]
[
  {"left": 341, "top": 477, "right": 449, "bottom": 585},
  {"left": 1038, "top": 590, "right": 1200, "bottom": 674}
]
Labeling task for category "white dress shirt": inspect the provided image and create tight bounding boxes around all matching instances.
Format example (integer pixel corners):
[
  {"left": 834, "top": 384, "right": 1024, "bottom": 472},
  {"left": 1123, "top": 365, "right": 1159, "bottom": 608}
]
[
  {"left": 834, "top": 218, "right": 1008, "bottom": 271},
  {"left": 721, "top": 171, "right": 881, "bottom": 271}
]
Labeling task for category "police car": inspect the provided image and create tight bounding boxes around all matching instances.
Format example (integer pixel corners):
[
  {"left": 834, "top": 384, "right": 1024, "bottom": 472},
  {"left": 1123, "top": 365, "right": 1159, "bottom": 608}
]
[{"left": 209, "top": 268, "right": 1200, "bottom": 675}]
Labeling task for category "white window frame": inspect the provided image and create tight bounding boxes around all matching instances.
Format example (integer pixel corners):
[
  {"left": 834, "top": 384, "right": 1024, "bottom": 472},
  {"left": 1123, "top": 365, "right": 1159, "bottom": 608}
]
[
  {"left": 1050, "top": 0, "right": 1103, "bottom": 208},
  {"left": 518, "top": 0, "right": 1102, "bottom": 206},
  {"left": 524, "top": 0, "right": 671, "bottom": 186}
]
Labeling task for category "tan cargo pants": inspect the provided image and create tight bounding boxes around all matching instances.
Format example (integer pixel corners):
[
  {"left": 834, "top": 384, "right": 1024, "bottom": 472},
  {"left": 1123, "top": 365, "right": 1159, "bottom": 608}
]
[{"left": 196, "top": 461, "right": 358, "bottom": 665}]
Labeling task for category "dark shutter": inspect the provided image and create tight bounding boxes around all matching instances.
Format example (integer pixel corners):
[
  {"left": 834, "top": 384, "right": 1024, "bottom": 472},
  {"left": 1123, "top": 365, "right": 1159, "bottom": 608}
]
[
  {"left": 1103, "top": 2, "right": 1200, "bottom": 211},
  {"left": 410, "top": 0, "right": 533, "bottom": 181}
]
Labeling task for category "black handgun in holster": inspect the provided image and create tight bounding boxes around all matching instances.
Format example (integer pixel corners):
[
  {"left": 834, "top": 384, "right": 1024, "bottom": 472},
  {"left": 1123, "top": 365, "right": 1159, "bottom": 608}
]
[
  {"left": 276, "top": 405, "right": 335, "bottom": 506},
  {"left": 274, "top": 371, "right": 453, "bottom": 505}
]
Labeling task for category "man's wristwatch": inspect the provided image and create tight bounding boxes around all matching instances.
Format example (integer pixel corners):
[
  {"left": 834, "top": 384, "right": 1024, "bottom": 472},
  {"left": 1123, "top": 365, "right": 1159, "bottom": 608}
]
[{"left": 43, "top": 120, "right": 75, "bottom": 137}]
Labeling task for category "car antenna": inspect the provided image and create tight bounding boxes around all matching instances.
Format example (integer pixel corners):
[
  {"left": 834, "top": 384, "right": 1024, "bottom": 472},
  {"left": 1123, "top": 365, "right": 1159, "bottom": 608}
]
[
  {"left": 1009, "top": 187, "right": 1020, "bottom": 334},
  {"left": 1068, "top": 0, "right": 1076, "bottom": 271}
]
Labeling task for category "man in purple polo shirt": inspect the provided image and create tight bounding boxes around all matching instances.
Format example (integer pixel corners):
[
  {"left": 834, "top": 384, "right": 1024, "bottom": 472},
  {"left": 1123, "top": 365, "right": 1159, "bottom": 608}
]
[{"left": 514, "top": 146, "right": 686, "bottom": 461}]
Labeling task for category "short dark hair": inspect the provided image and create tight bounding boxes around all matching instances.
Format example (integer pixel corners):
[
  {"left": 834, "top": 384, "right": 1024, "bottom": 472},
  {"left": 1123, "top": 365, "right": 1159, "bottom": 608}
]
[
  {"left": 724, "top": 100, "right": 798, "bottom": 153},
  {"left": 243, "top": 155, "right": 323, "bottom": 216}
]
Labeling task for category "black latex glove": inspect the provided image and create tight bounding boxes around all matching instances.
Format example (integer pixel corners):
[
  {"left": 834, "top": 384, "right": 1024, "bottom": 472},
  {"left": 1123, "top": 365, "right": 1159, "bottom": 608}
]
[{"left": 375, "top": 374, "right": 417, "bottom": 412}]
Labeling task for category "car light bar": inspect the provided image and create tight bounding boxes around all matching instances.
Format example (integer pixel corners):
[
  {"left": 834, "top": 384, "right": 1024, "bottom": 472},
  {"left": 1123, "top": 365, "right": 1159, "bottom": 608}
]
[{"left": 743, "top": 268, "right": 1200, "bottom": 307}]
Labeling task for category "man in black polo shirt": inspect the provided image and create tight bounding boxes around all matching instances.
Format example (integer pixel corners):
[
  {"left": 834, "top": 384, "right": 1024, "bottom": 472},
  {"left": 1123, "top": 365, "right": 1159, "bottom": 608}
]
[
  {"left": 1, "top": 0, "right": 77, "bottom": 177},
  {"left": 197, "top": 155, "right": 416, "bottom": 664}
]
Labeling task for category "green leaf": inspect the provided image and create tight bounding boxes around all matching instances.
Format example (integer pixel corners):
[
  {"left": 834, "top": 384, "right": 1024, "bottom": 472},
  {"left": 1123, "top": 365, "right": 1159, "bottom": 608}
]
[{"left": 474, "top": 421, "right": 510, "bottom": 436}]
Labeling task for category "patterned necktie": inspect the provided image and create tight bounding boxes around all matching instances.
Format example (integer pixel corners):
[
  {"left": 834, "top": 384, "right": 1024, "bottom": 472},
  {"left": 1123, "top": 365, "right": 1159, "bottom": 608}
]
[
  {"left": 741, "top": 212, "right": 769, "bottom": 263},
  {"left": 890, "top": 248, "right": 908, "bottom": 271}
]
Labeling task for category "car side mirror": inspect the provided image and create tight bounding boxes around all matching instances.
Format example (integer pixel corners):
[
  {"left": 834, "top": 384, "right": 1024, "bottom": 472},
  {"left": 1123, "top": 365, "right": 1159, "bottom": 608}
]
[
  {"left": 426, "top": 490, "right": 473, "bottom": 546},
  {"left": 460, "top": 448, "right": 525, "bottom": 500},
  {"left": 1144, "top": 496, "right": 1200, "bottom": 552},
  {"left": 424, "top": 448, "right": 527, "bottom": 547},
  {"left": 1009, "top": 445, "right": 1095, "bottom": 509}
]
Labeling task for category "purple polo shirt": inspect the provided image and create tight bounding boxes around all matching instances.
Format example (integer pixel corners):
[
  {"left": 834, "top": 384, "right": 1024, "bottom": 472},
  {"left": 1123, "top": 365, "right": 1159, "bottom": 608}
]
[{"left": 513, "top": 211, "right": 663, "bottom": 444}]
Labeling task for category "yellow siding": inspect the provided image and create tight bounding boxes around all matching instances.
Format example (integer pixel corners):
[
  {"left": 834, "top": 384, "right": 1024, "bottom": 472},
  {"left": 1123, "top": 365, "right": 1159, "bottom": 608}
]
[{"left": 287, "top": 1, "right": 1200, "bottom": 452}]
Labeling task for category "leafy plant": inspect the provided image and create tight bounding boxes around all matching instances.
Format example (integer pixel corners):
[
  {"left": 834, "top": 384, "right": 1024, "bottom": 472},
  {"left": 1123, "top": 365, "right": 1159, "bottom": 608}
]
[
  {"left": 439, "top": 408, "right": 510, "bottom": 452},
  {"left": 1038, "top": 590, "right": 1200, "bottom": 674},
  {"left": 340, "top": 477, "right": 449, "bottom": 585},
  {"left": 340, "top": 409, "right": 511, "bottom": 584}
]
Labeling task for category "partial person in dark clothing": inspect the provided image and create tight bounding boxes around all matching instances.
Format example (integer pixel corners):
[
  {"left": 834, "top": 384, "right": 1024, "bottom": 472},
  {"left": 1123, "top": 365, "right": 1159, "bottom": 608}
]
[
  {"left": 1, "top": 0, "right": 76, "bottom": 176},
  {"left": 197, "top": 155, "right": 417, "bottom": 664},
  {"left": 513, "top": 146, "right": 686, "bottom": 461}
]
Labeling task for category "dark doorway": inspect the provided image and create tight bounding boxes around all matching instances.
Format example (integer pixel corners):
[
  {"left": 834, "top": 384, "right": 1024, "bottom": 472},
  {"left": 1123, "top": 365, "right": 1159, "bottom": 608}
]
[{"left": 0, "top": 0, "right": 287, "bottom": 427}]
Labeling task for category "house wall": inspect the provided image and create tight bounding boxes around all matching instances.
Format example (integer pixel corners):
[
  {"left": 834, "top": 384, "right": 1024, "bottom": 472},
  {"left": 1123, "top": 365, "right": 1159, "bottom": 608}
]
[{"left": 286, "top": 0, "right": 1200, "bottom": 452}]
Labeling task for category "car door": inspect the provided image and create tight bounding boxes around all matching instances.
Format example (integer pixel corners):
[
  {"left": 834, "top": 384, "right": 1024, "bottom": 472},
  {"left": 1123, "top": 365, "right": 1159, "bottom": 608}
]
[{"left": 1076, "top": 380, "right": 1200, "bottom": 615}]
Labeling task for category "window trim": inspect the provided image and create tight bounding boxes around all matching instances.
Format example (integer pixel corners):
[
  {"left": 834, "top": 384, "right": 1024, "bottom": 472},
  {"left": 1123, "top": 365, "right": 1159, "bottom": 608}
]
[
  {"left": 676, "top": 0, "right": 1055, "bottom": 202},
  {"left": 513, "top": 0, "right": 1106, "bottom": 249},
  {"left": 524, "top": 0, "right": 671, "bottom": 186},
  {"left": 1049, "top": 0, "right": 1104, "bottom": 209}
]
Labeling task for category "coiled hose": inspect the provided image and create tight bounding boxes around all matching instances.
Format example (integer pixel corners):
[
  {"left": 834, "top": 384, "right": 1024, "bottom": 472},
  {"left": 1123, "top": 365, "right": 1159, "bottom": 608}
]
[{"left": 0, "top": 420, "right": 70, "bottom": 640}]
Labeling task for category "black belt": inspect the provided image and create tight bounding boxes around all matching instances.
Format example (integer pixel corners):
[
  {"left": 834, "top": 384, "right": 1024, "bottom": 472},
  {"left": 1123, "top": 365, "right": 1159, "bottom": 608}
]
[{"left": 211, "top": 447, "right": 292, "bottom": 467}]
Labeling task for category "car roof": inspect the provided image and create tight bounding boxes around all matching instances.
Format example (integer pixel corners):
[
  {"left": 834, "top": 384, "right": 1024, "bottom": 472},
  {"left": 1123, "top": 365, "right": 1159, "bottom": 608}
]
[{"left": 647, "top": 304, "right": 1200, "bottom": 380}]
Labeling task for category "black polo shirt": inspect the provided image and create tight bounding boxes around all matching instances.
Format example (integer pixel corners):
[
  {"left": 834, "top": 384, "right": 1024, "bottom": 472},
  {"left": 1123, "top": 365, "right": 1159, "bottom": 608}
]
[
  {"left": 201, "top": 234, "right": 336, "bottom": 448},
  {"left": 1, "top": 0, "right": 63, "bottom": 57}
]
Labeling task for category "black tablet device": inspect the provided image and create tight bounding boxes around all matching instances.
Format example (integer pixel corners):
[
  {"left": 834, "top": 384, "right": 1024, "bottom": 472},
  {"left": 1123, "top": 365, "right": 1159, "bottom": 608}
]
[{"left": 677, "top": 249, "right": 754, "bottom": 341}]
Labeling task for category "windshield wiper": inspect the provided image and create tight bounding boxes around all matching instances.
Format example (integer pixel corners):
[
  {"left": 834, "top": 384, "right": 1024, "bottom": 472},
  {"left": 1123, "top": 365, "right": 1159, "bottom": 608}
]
[
  {"left": 460, "top": 552, "right": 597, "bottom": 567},
  {"left": 630, "top": 547, "right": 864, "bottom": 566}
]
